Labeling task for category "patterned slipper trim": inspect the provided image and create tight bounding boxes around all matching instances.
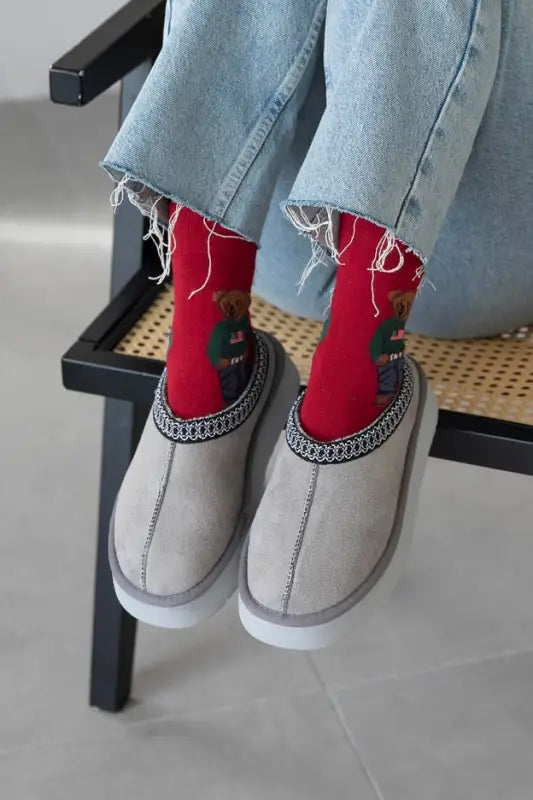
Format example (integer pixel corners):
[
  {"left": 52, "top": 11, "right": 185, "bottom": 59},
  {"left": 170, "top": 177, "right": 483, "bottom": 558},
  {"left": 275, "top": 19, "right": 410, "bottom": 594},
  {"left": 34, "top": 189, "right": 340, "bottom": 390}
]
[
  {"left": 152, "top": 332, "right": 269, "bottom": 443},
  {"left": 286, "top": 359, "right": 415, "bottom": 464}
]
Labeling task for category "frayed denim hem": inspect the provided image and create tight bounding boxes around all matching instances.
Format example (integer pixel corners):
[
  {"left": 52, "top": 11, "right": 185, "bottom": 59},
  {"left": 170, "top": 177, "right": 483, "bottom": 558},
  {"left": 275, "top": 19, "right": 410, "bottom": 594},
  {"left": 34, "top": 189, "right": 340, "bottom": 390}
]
[
  {"left": 101, "top": 162, "right": 258, "bottom": 284},
  {"left": 282, "top": 200, "right": 427, "bottom": 263},
  {"left": 282, "top": 200, "right": 430, "bottom": 317}
]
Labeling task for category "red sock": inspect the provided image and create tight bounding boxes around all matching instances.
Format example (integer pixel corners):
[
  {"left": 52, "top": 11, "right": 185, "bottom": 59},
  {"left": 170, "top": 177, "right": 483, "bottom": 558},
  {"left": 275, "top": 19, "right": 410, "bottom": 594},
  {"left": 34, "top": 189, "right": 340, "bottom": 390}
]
[
  {"left": 166, "top": 204, "right": 257, "bottom": 418},
  {"left": 300, "top": 215, "right": 423, "bottom": 441}
]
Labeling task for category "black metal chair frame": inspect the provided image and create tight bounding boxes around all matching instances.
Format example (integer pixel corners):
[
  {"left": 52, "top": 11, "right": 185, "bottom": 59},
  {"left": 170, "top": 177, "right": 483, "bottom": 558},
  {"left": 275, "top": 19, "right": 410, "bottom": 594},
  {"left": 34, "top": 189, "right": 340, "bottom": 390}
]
[{"left": 50, "top": 0, "right": 533, "bottom": 712}]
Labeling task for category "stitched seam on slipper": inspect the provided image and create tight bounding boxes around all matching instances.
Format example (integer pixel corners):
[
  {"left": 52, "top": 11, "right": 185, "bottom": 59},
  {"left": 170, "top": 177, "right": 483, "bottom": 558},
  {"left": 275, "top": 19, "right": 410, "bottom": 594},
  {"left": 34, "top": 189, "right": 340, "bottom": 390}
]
[
  {"left": 140, "top": 442, "right": 176, "bottom": 591},
  {"left": 280, "top": 463, "right": 319, "bottom": 614}
]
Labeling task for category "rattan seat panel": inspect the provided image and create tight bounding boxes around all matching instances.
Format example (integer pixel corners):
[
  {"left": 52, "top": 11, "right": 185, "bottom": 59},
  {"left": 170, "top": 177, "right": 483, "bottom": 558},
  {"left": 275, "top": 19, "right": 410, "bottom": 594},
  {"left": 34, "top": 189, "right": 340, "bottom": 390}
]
[{"left": 115, "top": 285, "right": 533, "bottom": 425}]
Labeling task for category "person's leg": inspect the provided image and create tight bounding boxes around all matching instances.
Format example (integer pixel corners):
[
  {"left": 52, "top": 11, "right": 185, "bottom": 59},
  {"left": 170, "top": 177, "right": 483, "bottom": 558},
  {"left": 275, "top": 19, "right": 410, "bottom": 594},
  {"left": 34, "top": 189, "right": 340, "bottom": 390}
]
[
  {"left": 105, "top": 0, "right": 327, "bottom": 420},
  {"left": 291, "top": 0, "right": 503, "bottom": 438},
  {"left": 241, "top": 0, "right": 502, "bottom": 648},
  {"left": 106, "top": 1, "right": 327, "bottom": 628},
  {"left": 290, "top": 0, "right": 503, "bottom": 441}
]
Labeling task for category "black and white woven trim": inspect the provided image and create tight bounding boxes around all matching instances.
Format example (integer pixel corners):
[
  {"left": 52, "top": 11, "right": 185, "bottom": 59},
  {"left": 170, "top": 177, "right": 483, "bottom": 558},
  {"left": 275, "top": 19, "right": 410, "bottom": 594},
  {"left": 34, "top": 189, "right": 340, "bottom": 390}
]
[
  {"left": 286, "top": 359, "right": 415, "bottom": 465},
  {"left": 152, "top": 332, "right": 269, "bottom": 443}
]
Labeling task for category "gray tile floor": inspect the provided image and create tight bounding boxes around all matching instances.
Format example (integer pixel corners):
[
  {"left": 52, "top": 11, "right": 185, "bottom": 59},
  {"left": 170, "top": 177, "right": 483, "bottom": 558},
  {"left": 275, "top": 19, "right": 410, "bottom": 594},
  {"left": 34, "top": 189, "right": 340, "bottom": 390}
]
[{"left": 1, "top": 97, "right": 532, "bottom": 800}]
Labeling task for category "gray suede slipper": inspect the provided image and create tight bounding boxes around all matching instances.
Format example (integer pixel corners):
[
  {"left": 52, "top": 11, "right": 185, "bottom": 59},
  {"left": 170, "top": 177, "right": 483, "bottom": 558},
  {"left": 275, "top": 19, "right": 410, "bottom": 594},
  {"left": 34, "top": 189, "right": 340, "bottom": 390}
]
[
  {"left": 238, "top": 358, "right": 438, "bottom": 650},
  {"left": 109, "top": 331, "right": 299, "bottom": 629}
]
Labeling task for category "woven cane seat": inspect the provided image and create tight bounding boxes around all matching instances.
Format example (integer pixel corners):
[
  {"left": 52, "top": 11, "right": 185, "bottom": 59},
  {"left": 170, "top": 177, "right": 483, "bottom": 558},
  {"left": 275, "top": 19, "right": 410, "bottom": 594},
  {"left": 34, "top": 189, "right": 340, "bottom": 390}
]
[{"left": 115, "top": 285, "right": 533, "bottom": 426}]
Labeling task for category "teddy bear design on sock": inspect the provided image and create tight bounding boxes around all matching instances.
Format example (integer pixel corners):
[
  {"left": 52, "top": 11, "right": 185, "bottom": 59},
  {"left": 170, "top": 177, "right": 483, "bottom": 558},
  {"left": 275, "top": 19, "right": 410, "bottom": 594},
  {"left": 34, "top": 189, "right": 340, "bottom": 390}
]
[
  {"left": 300, "top": 214, "right": 423, "bottom": 442},
  {"left": 207, "top": 290, "right": 254, "bottom": 406},
  {"left": 370, "top": 290, "right": 416, "bottom": 406},
  {"left": 165, "top": 205, "right": 257, "bottom": 419}
]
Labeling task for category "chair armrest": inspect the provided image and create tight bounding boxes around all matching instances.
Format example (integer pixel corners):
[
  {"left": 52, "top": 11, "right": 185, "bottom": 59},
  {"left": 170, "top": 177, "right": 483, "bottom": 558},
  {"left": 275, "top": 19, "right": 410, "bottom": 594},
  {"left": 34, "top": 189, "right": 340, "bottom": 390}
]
[{"left": 49, "top": 0, "right": 165, "bottom": 106}]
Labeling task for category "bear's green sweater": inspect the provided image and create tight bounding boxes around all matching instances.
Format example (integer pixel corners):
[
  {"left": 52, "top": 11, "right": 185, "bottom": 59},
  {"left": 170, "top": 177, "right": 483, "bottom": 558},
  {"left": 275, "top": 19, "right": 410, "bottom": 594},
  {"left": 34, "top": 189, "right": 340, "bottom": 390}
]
[
  {"left": 207, "top": 317, "right": 251, "bottom": 366},
  {"left": 369, "top": 316, "right": 406, "bottom": 361}
]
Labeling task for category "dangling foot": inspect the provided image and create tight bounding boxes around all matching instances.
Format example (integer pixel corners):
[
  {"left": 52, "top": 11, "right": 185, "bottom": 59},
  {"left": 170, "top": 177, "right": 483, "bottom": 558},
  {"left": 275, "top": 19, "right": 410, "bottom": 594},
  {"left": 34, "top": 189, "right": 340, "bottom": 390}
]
[
  {"left": 239, "top": 358, "right": 438, "bottom": 649},
  {"left": 239, "top": 214, "right": 433, "bottom": 649},
  {"left": 110, "top": 332, "right": 299, "bottom": 628}
]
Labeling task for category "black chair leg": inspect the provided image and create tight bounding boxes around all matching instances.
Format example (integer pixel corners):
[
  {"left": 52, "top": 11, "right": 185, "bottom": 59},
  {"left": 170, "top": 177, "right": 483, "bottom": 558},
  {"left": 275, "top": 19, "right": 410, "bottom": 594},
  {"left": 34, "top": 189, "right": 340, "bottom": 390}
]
[{"left": 89, "top": 398, "right": 149, "bottom": 711}]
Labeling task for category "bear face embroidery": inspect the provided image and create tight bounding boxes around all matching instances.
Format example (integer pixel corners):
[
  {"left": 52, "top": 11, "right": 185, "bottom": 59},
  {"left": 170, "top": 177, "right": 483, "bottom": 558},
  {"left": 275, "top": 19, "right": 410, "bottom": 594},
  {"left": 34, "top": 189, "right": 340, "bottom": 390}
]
[
  {"left": 388, "top": 290, "right": 416, "bottom": 323},
  {"left": 213, "top": 289, "right": 251, "bottom": 321}
]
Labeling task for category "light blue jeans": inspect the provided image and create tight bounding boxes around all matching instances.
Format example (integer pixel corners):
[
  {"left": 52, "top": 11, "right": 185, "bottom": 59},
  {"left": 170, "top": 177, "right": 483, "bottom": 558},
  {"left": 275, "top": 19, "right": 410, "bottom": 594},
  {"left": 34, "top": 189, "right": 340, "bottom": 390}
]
[{"left": 103, "top": 0, "right": 533, "bottom": 339}]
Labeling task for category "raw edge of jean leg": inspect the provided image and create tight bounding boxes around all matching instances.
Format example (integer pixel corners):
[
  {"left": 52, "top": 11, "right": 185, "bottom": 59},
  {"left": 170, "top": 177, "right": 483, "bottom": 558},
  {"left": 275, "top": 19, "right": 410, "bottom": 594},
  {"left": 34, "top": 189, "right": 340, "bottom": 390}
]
[
  {"left": 100, "top": 160, "right": 259, "bottom": 245},
  {"left": 281, "top": 198, "right": 429, "bottom": 265}
]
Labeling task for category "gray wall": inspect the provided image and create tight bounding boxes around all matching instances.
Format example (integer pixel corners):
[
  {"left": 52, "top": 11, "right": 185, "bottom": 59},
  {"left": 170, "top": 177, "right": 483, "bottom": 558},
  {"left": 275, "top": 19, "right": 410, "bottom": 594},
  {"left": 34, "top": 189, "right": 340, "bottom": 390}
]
[{"left": 1, "top": 0, "right": 125, "bottom": 100}]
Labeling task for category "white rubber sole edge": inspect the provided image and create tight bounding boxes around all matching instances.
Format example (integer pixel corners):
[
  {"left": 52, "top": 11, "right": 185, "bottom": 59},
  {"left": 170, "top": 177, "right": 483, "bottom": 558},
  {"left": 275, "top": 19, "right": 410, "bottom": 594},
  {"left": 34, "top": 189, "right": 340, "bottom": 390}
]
[
  {"left": 238, "top": 384, "right": 439, "bottom": 651},
  {"left": 113, "top": 541, "right": 241, "bottom": 629},
  {"left": 112, "top": 342, "right": 300, "bottom": 629}
]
